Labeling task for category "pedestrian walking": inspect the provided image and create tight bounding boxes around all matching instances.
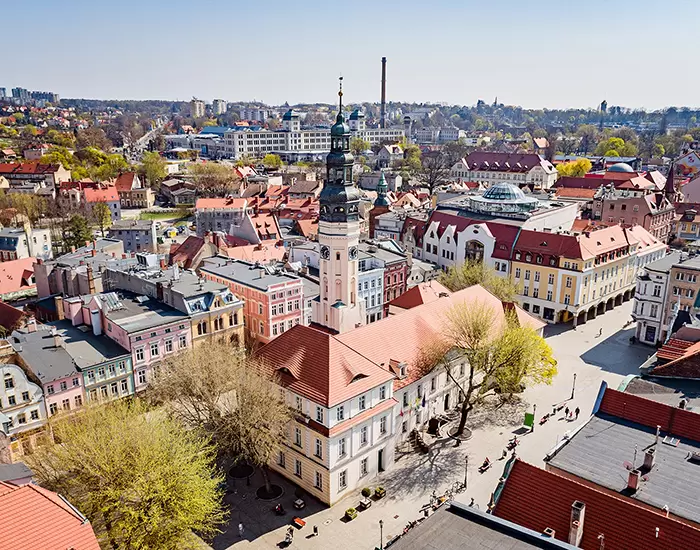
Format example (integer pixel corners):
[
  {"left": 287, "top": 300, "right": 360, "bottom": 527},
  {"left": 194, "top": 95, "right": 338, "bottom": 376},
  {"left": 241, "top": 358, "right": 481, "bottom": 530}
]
[
  {"left": 597, "top": 328, "right": 603, "bottom": 337},
  {"left": 238, "top": 523, "right": 244, "bottom": 538},
  {"left": 313, "top": 525, "right": 319, "bottom": 536},
  {"left": 575, "top": 406, "right": 580, "bottom": 419},
  {"left": 564, "top": 406, "right": 570, "bottom": 418}
]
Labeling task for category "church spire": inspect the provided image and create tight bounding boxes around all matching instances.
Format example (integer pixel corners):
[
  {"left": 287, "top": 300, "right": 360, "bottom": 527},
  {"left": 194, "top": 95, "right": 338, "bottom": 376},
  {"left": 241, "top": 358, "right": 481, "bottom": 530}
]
[
  {"left": 374, "top": 170, "right": 391, "bottom": 207},
  {"left": 665, "top": 162, "right": 676, "bottom": 200}
]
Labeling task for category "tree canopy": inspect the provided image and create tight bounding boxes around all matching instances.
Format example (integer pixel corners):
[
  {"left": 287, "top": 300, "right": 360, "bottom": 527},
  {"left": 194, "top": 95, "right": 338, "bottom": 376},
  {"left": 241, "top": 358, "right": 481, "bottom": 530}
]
[
  {"left": 27, "top": 400, "right": 226, "bottom": 550},
  {"left": 139, "top": 151, "right": 168, "bottom": 188},
  {"left": 187, "top": 162, "right": 241, "bottom": 197},
  {"left": 66, "top": 214, "right": 93, "bottom": 249},
  {"left": 92, "top": 202, "right": 112, "bottom": 237},
  {"left": 556, "top": 158, "right": 592, "bottom": 177},
  {"left": 262, "top": 153, "right": 283, "bottom": 170},
  {"left": 439, "top": 260, "right": 517, "bottom": 302}
]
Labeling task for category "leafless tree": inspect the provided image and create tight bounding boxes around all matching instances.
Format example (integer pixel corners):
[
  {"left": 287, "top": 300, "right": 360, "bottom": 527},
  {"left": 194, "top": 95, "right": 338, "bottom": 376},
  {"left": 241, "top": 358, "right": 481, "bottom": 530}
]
[{"left": 418, "top": 151, "right": 451, "bottom": 196}]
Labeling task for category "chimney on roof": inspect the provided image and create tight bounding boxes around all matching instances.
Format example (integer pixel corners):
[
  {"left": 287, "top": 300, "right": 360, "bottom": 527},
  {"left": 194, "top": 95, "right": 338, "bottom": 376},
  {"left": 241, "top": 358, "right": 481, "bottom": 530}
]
[
  {"left": 87, "top": 265, "right": 96, "bottom": 295},
  {"left": 55, "top": 295, "right": 64, "bottom": 321},
  {"left": 627, "top": 469, "right": 641, "bottom": 492},
  {"left": 643, "top": 447, "right": 656, "bottom": 471},
  {"left": 569, "top": 500, "right": 585, "bottom": 547},
  {"left": 27, "top": 317, "right": 37, "bottom": 333},
  {"left": 53, "top": 333, "right": 63, "bottom": 348},
  {"left": 543, "top": 527, "right": 556, "bottom": 538},
  {"left": 380, "top": 56, "right": 387, "bottom": 129}
]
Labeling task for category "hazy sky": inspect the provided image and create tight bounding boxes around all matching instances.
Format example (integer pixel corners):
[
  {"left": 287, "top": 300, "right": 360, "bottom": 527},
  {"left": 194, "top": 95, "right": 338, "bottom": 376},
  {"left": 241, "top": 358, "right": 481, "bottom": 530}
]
[{"left": 5, "top": 0, "right": 696, "bottom": 110}]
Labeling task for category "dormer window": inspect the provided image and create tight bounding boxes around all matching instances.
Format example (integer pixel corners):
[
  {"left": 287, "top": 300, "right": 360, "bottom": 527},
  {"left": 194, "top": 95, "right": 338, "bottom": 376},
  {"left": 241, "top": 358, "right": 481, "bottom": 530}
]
[
  {"left": 399, "top": 363, "right": 408, "bottom": 378},
  {"left": 525, "top": 253, "right": 532, "bottom": 262},
  {"left": 515, "top": 252, "right": 521, "bottom": 260}
]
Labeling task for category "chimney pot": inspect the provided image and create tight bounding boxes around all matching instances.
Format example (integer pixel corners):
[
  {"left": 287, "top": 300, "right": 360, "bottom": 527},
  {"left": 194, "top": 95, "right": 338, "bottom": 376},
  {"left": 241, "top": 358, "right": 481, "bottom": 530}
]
[
  {"left": 543, "top": 527, "right": 556, "bottom": 538},
  {"left": 569, "top": 500, "right": 585, "bottom": 547},
  {"left": 627, "top": 469, "right": 641, "bottom": 492},
  {"left": 643, "top": 447, "right": 656, "bottom": 471}
]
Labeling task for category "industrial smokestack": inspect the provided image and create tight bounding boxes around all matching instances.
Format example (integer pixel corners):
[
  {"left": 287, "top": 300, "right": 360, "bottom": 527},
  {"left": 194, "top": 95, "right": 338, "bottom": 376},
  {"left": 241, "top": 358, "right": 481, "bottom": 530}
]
[{"left": 380, "top": 56, "right": 387, "bottom": 129}]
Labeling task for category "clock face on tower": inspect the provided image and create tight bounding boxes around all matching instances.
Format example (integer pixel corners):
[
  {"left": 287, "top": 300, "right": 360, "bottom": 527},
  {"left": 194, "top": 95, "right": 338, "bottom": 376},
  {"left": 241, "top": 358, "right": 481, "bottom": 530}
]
[
  {"left": 320, "top": 245, "right": 330, "bottom": 260},
  {"left": 348, "top": 246, "right": 358, "bottom": 260}
]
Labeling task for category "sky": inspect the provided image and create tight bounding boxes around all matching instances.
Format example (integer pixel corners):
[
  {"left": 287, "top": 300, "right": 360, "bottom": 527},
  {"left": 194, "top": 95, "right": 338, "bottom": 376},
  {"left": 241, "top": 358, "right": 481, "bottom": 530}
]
[{"left": 4, "top": 0, "right": 698, "bottom": 110}]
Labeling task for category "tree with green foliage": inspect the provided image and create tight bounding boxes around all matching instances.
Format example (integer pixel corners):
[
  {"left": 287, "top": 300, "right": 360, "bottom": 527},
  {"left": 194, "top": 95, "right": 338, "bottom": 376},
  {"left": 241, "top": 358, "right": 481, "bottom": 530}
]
[
  {"left": 20, "top": 125, "right": 38, "bottom": 139},
  {"left": 0, "top": 124, "right": 18, "bottom": 138},
  {"left": 416, "top": 302, "right": 557, "bottom": 436},
  {"left": 46, "top": 129, "right": 76, "bottom": 148},
  {"left": 556, "top": 158, "right": 593, "bottom": 177},
  {"left": 262, "top": 153, "right": 283, "bottom": 170},
  {"left": 139, "top": 151, "right": 167, "bottom": 188},
  {"left": 67, "top": 214, "right": 93, "bottom": 249},
  {"left": 350, "top": 137, "right": 370, "bottom": 157},
  {"left": 11, "top": 112, "right": 24, "bottom": 122},
  {"left": 93, "top": 154, "right": 130, "bottom": 181},
  {"left": 595, "top": 136, "right": 637, "bottom": 156},
  {"left": 439, "top": 260, "right": 517, "bottom": 302},
  {"left": 27, "top": 400, "right": 226, "bottom": 550},
  {"left": 92, "top": 202, "right": 112, "bottom": 237},
  {"left": 41, "top": 146, "right": 75, "bottom": 169}
]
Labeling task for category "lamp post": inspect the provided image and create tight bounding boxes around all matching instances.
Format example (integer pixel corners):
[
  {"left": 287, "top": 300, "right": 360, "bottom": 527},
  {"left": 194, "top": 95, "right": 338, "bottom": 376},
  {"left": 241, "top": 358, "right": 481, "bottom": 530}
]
[
  {"left": 571, "top": 373, "right": 577, "bottom": 400},
  {"left": 379, "top": 520, "right": 384, "bottom": 550},
  {"left": 464, "top": 455, "right": 469, "bottom": 489},
  {"left": 531, "top": 404, "right": 537, "bottom": 433}
]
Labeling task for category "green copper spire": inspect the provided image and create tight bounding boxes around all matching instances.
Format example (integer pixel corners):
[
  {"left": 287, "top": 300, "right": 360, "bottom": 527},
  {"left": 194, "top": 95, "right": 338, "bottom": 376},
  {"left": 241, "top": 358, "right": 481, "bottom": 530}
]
[{"left": 374, "top": 170, "right": 391, "bottom": 207}]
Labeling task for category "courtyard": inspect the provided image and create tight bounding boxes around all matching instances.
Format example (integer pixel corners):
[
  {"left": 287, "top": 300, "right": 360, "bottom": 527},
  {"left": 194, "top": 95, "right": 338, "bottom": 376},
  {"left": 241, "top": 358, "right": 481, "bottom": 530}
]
[{"left": 211, "top": 301, "right": 654, "bottom": 550}]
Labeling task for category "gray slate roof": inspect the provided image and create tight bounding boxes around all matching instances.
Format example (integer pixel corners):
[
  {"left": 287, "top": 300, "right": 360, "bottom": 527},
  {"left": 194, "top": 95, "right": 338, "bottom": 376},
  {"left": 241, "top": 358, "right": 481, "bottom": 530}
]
[
  {"left": 0, "top": 462, "right": 33, "bottom": 482},
  {"left": 547, "top": 414, "right": 700, "bottom": 524},
  {"left": 391, "top": 502, "right": 576, "bottom": 550},
  {"left": 200, "top": 256, "right": 301, "bottom": 291},
  {"left": 101, "top": 292, "right": 189, "bottom": 334}
]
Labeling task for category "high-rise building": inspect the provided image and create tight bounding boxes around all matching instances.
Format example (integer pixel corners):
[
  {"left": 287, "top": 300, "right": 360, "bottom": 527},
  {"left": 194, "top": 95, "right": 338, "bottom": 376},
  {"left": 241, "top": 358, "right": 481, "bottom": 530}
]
[
  {"left": 11, "top": 87, "right": 29, "bottom": 102},
  {"left": 190, "top": 98, "right": 205, "bottom": 118},
  {"left": 312, "top": 80, "right": 366, "bottom": 333},
  {"left": 212, "top": 99, "right": 227, "bottom": 115},
  {"left": 0, "top": 88, "right": 6, "bottom": 99}
]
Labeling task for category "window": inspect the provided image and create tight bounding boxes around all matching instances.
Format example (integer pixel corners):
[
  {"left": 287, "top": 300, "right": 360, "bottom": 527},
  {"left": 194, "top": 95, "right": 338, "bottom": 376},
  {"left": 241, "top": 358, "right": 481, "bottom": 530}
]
[
  {"left": 49, "top": 403, "right": 58, "bottom": 415},
  {"left": 4, "top": 376, "right": 13, "bottom": 390},
  {"left": 165, "top": 339, "right": 173, "bottom": 353},
  {"left": 97, "top": 367, "right": 105, "bottom": 379},
  {"left": 431, "top": 377, "right": 436, "bottom": 392},
  {"left": 548, "top": 274, "right": 555, "bottom": 285},
  {"left": 62, "top": 398, "right": 70, "bottom": 410},
  {"left": 8, "top": 395, "right": 16, "bottom": 406},
  {"left": 46, "top": 384, "right": 54, "bottom": 395},
  {"left": 110, "top": 382, "right": 118, "bottom": 396},
  {"left": 338, "top": 437, "right": 346, "bottom": 457},
  {"left": 315, "top": 438, "right": 323, "bottom": 459},
  {"left": 564, "top": 294, "right": 571, "bottom": 305},
  {"left": 336, "top": 405, "right": 345, "bottom": 421},
  {"left": 379, "top": 385, "right": 386, "bottom": 400},
  {"left": 137, "top": 370, "right": 147, "bottom": 385},
  {"left": 533, "top": 288, "right": 539, "bottom": 298},
  {"left": 380, "top": 416, "right": 387, "bottom": 435},
  {"left": 17, "top": 413, "right": 26, "bottom": 424},
  {"left": 316, "top": 406, "right": 324, "bottom": 423},
  {"left": 108, "top": 365, "right": 116, "bottom": 377},
  {"left": 515, "top": 268, "right": 521, "bottom": 278},
  {"left": 59, "top": 381, "right": 67, "bottom": 391},
  {"left": 295, "top": 459, "right": 302, "bottom": 478},
  {"left": 30, "top": 409, "right": 39, "bottom": 420},
  {"left": 339, "top": 470, "right": 347, "bottom": 489},
  {"left": 295, "top": 396, "right": 303, "bottom": 411},
  {"left": 136, "top": 348, "right": 144, "bottom": 362},
  {"left": 403, "top": 392, "right": 408, "bottom": 407},
  {"left": 258, "top": 303, "right": 263, "bottom": 315},
  {"left": 179, "top": 335, "right": 187, "bottom": 349},
  {"left": 525, "top": 270, "right": 531, "bottom": 280},
  {"left": 315, "top": 471, "right": 323, "bottom": 490},
  {"left": 278, "top": 451, "right": 286, "bottom": 468},
  {"left": 121, "top": 379, "right": 128, "bottom": 393},
  {"left": 547, "top": 290, "right": 553, "bottom": 301},
  {"left": 523, "top": 286, "right": 529, "bottom": 297},
  {"left": 72, "top": 377, "right": 80, "bottom": 387},
  {"left": 402, "top": 420, "right": 408, "bottom": 433},
  {"left": 75, "top": 395, "right": 82, "bottom": 407},
  {"left": 360, "top": 426, "right": 368, "bottom": 446},
  {"left": 295, "top": 427, "right": 302, "bottom": 447},
  {"left": 21, "top": 391, "right": 29, "bottom": 402},
  {"left": 358, "top": 395, "right": 366, "bottom": 410},
  {"left": 87, "top": 371, "right": 95, "bottom": 383},
  {"left": 150, "top": 342, "right": 159, "bottom": 357},
  {"left": 566, "top": 277, "right": 572, "bottom": 288},
  {"left": 534, "top": 271, "right": 540, "bottom": 282},
  {"left": 360, "top": 457, "right": 368, "bottom": 477}
]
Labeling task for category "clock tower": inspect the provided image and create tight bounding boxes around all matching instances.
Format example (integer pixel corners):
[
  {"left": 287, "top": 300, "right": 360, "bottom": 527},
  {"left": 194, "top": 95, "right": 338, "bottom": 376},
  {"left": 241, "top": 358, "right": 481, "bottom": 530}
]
[{"left": 312, "top": 79, "right": 366, "bottom": 333}]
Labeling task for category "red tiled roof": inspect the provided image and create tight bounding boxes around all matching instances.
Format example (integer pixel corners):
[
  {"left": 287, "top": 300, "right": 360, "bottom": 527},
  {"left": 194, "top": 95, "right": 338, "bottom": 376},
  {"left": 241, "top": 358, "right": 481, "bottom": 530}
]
[
  {"left": 571, "top": 219, "right": 609, "bottom": 233},
  {"left": 0, "top": 481, "right": 101, "bottom": 549},
  {"left": 221, "top": 242, "right": 285, "bottom": 263},
  {"left": 294, "top": 218, "right": 318, "bottom": 239},
  {"left": 0, "top": 301, "right": 26, "bottom": 332},
  {"left": 338, "top": 285, "right": 544, "bottom": 390},
  {"left": 657, "top": 338, "right": 696, "bottom": 361},
  {"left": 250, "top": 212, "right": 281, "bottom": 240},
  {"left": 400, "top": 216, "right": 428, "bottom": 247},
  {"left": 83, "top": 186, "right": 118, "bottom": 203},
  {"left": 426, "top": 211, "right": 520, "bottom": 260},
  {"left": 0, "top": 162, "right": 62, "bottom": 175},
  {"left": 0, "top": 257, "right": 36, "bottom": 296},
  {"left": 578, "top": 225, "right": 630, "bottom": 259},
  {"left": 169, "top": 236, "right": 211, "bottom": 269},
  {"left": 257, "top": 324, "right": 396, "bottom": 407},
  {"left": 651, "top": 340, "right": 700, "bottom": 378},
  {"left": 514, "top": 229, "right": 584, "bottom": 262},
  {"left": 554, "top": 176, "right": 601, "bottom": 189},
  {"left": 493, "top": 460, "right": 700, "bottom": 550},
  {"left": 599, "top": 387, "right": 700, "bottom": 442},
  {"left": 388, "top": 281, "right": 451, "bottom": 311},
  {"left": 195, "top": 197, "right": 247, "bottom": 210},
  {"left": 464, "top": 152, "right": 551, "bottom": 173},
  {"left": 113, "top": 172, "right": 137, "bottom": 192}
]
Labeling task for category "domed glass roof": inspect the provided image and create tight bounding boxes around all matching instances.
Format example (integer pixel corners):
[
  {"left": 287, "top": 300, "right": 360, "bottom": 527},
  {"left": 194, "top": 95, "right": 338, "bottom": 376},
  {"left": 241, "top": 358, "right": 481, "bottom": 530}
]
[
  {"left": 282, "top": 109, "right": 298, "bottom": 121},
  {"left": 482, "top": 182, "right": 527, "bottom": 201},
  {"left": 468, "top": 182, "right": 539, "bottom": 214},
  {"left": 607, "top": 162, "right": 634, "bottom": 173}
]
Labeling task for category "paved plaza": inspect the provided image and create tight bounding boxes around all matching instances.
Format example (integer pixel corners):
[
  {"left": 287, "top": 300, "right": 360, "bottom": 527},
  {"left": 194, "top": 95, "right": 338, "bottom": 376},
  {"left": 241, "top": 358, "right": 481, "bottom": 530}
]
[{"left": 211, "top": 301, "right": 654, "bottom": 550}]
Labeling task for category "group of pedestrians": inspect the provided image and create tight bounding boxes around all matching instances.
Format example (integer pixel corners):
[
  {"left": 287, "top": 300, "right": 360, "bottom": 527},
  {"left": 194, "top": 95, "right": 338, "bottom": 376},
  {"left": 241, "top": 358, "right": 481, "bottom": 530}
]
[{"left": 563, "top": 405, "right": 580, "bottom": 421}]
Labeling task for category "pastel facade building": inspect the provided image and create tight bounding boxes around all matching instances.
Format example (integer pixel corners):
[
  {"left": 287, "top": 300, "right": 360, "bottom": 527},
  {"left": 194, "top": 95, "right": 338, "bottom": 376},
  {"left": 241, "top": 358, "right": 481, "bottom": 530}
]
[{"left": 0, "top": 362, "right": 44, "bottom": 436}]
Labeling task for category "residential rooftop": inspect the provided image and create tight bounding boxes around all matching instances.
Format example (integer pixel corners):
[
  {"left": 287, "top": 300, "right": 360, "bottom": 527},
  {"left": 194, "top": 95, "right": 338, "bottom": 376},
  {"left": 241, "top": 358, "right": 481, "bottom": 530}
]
[
  {"left": 391, "top": 502, "right": 576, "bottom": 550},
  {"left": 12, "top": 321, "right": 129, "bottom": 381},
  {"left": 98, "top": 291, "right": 189, "bottom": 334},
  {"left": 109, "top": 219, "right": 155, "bottom": 231},
  {"left": 546, "top": 385, "right": 700, "bottom": 525},
  {"left": 200, "top": 256, "right": 302, "bottom": 291}
]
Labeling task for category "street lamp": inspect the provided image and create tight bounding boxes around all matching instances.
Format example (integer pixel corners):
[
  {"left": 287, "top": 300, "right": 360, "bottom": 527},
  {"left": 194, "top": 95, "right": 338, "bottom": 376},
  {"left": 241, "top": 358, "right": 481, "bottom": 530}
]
[
  {"left": 571, "top": 373, "right": 577, "bottom": 400},
  {"left": 464, "top": 455, "right": 469, "bottom": 489},
  {"left": 379, "top": 520, "right": 384, "bottom": 550}
]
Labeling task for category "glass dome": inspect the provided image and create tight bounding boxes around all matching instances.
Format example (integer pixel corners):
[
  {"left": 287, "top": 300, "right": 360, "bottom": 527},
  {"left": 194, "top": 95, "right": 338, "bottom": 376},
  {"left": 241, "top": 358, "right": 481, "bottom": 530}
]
[
  {"left": 468, "top": 182, "right": 539, "bottom": 214},
  {"left": 607, "top": 162, "right": 634, "bottom": 173}
]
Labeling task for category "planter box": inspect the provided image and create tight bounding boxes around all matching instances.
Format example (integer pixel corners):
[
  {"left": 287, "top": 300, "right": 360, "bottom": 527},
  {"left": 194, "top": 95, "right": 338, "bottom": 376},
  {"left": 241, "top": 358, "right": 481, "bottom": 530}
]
[{"left": 375, "top": 487, "right": 386, "bottom": 499}]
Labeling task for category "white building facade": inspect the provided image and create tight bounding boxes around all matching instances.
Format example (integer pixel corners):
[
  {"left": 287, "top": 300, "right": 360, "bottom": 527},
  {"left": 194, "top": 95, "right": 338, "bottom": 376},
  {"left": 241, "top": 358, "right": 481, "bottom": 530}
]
[{"left": 0, "top": 363, "right": 46, "bottom": 436}]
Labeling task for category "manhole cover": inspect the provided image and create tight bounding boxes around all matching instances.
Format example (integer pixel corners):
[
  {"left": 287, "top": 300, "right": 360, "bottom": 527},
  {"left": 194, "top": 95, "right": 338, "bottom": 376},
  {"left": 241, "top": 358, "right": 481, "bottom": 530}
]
[{"left": 323, "top": 519, "right": 332, "bottom": 525}]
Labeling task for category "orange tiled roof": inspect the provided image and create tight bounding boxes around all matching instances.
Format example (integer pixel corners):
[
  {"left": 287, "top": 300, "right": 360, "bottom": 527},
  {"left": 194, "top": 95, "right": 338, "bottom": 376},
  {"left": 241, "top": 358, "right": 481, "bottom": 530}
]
[
  {"left": 554, "top": 187, "right": 597, "bottom": 199},
  {"left": 0, "top": 257, "right": 36, "bottom": 295},
  {"left": 388, "top": 281, "right": 451, "bottom": 311},
  {"left": 83, "top": 186, "right": 118, "bottom": 203},
  {"left": 113, "top": 172, "right": 136, "bottom": 192},
  {"left": 221, "top": 242, "right": 285, "bottom": 263},
  {"left": 195, "top": 197, "right": 247, "bottom": 210},
  {"left": 0, "top": 481, "right": 100, "bottom": 549}
]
